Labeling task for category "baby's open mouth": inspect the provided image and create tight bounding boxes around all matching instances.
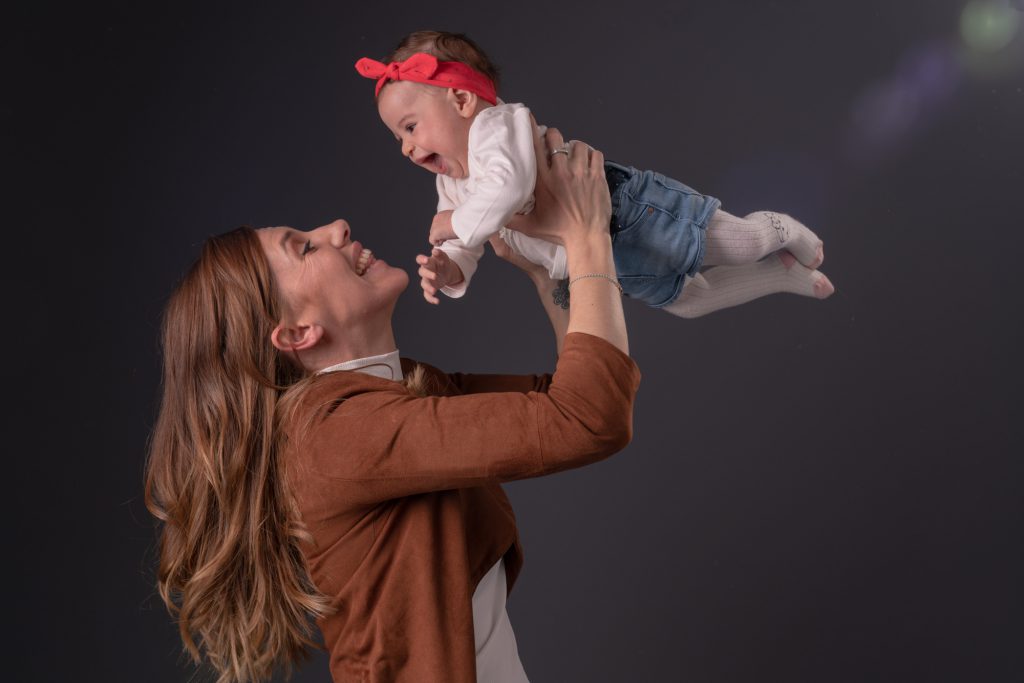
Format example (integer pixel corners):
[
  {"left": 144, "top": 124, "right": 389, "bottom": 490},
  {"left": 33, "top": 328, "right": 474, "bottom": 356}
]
[
  {"left": 355, "top": 248, "right": 374, "bottom": 276},
  {"left": 423, "top": 154, "right": 445, "bottom": 174}
]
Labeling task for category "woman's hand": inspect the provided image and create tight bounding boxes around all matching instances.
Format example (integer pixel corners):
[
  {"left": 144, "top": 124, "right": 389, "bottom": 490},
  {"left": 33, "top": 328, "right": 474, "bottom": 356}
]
[
  {"left": 507, "top": 124, "right": 612, "bottom": 247},
  {"left": 488, "top": 233, "right": 549, "bottom": 280}
]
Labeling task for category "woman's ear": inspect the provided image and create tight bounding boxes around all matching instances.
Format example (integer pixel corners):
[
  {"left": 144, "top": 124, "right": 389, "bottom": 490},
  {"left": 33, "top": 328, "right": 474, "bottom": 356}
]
[
  {"left": 448, "top": 88, "right": 480, "bottom": 118},
  {"left": 270, "top": 322, "right": 324, "bottom": 353}
]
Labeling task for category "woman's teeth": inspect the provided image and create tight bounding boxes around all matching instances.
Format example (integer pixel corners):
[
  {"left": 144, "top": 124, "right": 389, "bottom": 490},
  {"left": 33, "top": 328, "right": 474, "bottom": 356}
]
[{"left": 355, "top": 248, "right": 374, "bottom": 276}]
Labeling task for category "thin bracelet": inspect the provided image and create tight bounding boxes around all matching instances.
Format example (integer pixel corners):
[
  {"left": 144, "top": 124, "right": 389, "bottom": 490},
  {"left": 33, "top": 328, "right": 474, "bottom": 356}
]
[{"left": 567, "top": 273, "right": 623, "bottom": 295}]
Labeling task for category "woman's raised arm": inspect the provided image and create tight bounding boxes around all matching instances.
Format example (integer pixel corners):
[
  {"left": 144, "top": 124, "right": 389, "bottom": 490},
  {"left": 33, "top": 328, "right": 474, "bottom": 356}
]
[{"left": 509, "top": 125, "right": 628, "bottom": 355}]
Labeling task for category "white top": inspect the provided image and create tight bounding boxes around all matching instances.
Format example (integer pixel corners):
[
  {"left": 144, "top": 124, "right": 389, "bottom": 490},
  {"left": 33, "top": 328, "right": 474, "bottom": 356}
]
[
  {"left": 436, "top": 102, "right": 567, "bottom": 298},
  {"left": 472, "top": 558, "right": 531, "bottom": 683},
  {"left": 318, "top": 349, "right": 405, "bottom": 380},
  {"left": 318, "top": 351, "right": 529, "bottom": 682}
]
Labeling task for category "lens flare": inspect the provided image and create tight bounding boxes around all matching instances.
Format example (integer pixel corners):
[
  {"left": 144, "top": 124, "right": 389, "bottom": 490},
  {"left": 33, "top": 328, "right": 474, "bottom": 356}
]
[
  {"left": 843, "top": 41, "right": 961, "bottom": 166},
  {"left": 960, "top": 0, "right": 1021, "bottom": 52},
  {"left": 838, "top": 0, "right": 1019, "bottom": 169}
]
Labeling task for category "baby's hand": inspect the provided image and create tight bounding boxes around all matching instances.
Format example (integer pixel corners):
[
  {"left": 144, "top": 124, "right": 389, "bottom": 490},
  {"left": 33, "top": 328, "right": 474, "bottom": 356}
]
[
  {"left": 415, "top": 248, "right": 464, "bottom": 305},
  {"left": 428, "top": 210, "right": 457, "bottom": 247}
]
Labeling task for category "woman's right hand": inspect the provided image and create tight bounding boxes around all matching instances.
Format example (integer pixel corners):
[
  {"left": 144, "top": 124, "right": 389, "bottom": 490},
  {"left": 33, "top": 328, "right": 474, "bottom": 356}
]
[{"left": 507, "top": 125, "right": 612, "bottom": 248}]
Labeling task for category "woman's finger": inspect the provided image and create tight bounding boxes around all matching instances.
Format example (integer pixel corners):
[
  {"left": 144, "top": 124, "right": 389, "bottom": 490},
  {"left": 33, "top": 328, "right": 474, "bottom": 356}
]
[
  {"left": 567, "top": 139, "right": 588, "bottom": 173},
  {"left": 544, "top": 127, "right": 565, "bottom": 149},
  {"left": 487, "top": 234, "right": 510, "bottom": 259},
  {"left": 530, "top": 117, "right": 553, "bottom": 181},
  {"left": 547, "top": 132, "right": 575, "bottom": 170},
  {"left": 589, "top": 146, "right": 605, "bottom": 177},
  {"left": 544, "top": 127, "right": 566, "bottom": 166}
]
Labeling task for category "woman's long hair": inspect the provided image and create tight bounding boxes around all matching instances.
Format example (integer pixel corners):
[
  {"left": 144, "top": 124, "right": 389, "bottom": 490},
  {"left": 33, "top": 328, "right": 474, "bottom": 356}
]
[{"left": 145, "top": 227, "right": 330, "bottom": 683}]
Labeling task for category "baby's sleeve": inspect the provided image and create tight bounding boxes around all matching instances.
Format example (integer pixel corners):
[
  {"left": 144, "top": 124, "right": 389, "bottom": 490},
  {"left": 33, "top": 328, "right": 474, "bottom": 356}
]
[
  {"left": 450, "top": 105, "right": 537, "bottom": 249},
  {"left": 434, "top": 176, "right": 484, "bottom": 298},
  {"left": 438, "top": 238, "right": 485, "bottom": 299},
  {"left": 436, "top": 174, "right": 458, "bottom": 213}
]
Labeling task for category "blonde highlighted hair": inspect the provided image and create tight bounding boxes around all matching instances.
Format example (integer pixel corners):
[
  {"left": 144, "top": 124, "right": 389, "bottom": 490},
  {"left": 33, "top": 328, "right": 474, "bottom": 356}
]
[{"left": 145, "top": 226, "right": 423, "bottom": 681}]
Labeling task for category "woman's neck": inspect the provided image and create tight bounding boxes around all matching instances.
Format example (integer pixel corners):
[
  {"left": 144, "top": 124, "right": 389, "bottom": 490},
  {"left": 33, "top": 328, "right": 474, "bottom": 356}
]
[{"left": 307, "top": 322, "right": 398, "bottom": 373}]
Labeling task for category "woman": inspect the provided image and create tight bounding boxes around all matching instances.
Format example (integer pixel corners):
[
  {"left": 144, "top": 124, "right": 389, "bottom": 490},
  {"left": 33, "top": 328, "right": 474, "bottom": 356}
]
[{"left": 146, "top": 127, "right": 640, "bottom": 683}]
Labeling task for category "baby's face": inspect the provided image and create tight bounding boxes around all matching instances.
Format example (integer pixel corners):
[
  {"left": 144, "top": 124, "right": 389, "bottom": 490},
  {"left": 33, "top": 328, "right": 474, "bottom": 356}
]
[{"left": 377, "top": 81, "right": 475, "bottom": 180}]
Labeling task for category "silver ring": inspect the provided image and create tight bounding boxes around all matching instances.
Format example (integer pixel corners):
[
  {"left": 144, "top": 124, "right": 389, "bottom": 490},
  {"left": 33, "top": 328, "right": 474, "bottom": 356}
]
[{"left": 549, "top": 147, "right": 570, "bottom": 158}]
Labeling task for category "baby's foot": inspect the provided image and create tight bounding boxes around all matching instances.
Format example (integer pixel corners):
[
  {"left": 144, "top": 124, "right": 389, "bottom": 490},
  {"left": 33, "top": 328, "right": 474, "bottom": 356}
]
[
  {"left": 764, "top": 212, "right": 824, "bottom": 269},
  {"left": 811, "top": 271, "right": 835, "bottom": 299},
  {"left": 806, "top": 242, "right": 824, "bottom": 270},
  {"left": 776, "top": 250, "right": 834, "bottom": 299}
]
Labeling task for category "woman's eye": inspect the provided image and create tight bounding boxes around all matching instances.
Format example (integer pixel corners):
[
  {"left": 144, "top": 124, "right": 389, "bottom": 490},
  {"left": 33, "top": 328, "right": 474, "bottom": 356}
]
[{"left": 301, "top": 240, "right": 316, "bottom": 256}]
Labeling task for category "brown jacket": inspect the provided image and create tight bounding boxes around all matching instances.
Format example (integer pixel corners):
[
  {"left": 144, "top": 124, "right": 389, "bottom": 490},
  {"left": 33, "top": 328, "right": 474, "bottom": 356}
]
[{"left": 285, "top": 333, "right": 641, "bottom": 682}]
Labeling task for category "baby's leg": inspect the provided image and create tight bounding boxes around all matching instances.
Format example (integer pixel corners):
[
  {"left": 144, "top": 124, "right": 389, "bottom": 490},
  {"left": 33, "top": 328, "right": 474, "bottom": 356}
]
[
  {"left": 703, "top": 209, "right": 823, "bottom": 269},
  {"left": 662, "top": 251, "right": 834, "bottom": 319}
]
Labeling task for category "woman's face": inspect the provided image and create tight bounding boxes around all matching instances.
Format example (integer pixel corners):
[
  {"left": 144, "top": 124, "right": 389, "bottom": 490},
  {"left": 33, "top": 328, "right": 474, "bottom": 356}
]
[{"left": 257, "top": 219, "right": 409, "bottom": 337}]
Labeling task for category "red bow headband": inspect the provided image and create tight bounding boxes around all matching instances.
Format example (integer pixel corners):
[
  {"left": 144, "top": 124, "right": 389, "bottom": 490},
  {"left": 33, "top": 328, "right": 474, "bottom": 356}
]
[{"left": 354, "top": 53, "right": 498, "bottom": 105}]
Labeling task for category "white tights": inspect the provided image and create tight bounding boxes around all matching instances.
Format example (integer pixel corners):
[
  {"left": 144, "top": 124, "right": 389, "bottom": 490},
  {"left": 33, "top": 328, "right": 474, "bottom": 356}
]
[{"left": 662, "top": 210, "right": 832, "bottom": 319}]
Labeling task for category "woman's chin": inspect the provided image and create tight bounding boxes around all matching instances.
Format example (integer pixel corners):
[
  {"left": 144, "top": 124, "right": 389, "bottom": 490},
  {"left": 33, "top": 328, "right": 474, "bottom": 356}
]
[
  {"left": 376, "top": 263, "right": 410, "bottom": 294},
  {"left": 393, "top": 267, "right": 411, "bottom": 288}
]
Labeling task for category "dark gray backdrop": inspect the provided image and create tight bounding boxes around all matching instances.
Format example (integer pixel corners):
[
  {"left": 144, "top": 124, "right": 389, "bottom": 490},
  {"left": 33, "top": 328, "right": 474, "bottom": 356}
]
[{"left": 9, "top": 0, "right": 1022, "bottom": 681}]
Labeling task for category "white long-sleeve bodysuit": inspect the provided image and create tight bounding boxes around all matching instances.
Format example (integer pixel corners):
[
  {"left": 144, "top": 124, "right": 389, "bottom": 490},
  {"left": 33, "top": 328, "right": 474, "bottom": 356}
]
[{"left": 436, "top": 102, "right": 568, "bottom": 298}]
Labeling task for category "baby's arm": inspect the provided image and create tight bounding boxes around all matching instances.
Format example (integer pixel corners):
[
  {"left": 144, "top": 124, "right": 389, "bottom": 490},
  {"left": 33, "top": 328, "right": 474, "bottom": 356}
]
[
  {"left": 416, "top": 248, "right": 465, "bottom": 305},
  {"left": 428, "top": 210, "right": 458, "bottom": 246},
  {"left": 428, "top": 180, "right": 485, "bottom": 300},
  {"left": 448, "top": 105, "right": 537, "bottom": 248}
]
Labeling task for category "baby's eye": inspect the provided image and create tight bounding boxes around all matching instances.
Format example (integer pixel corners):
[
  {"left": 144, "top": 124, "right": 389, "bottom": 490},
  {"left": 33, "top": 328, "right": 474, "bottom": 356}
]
[
  {"left": 405, "top": 123, "right": 416, "bottom": 134},
  {"left": 301, "top": 240, "right": 316, "bottom": 256}
]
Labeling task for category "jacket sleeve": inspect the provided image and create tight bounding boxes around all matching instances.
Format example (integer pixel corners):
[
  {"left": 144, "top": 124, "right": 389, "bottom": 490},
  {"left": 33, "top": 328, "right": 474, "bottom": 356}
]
[
  {"left": 298, "top": 333, "right": 640, "bottom": 506},
  {"left": 444, "top": 371, "right": 553, "bottom": 395}
]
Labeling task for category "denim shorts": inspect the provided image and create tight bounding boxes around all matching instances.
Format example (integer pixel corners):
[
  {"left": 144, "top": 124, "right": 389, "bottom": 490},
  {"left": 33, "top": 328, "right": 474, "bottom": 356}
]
[{"left": 604, "top": 160, "right": 721, "bottom": 307}]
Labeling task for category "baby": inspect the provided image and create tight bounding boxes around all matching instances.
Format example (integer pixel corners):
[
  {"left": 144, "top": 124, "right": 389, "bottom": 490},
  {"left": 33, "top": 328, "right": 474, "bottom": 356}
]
[{"left": 356, "top": 31, "right": 834, "bottom": 316}]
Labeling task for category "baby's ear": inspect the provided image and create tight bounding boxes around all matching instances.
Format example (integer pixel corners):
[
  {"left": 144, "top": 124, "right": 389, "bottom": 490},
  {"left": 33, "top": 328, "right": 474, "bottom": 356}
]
[{"left": 448, "top": 88, "right": 479, "bottom": 118}]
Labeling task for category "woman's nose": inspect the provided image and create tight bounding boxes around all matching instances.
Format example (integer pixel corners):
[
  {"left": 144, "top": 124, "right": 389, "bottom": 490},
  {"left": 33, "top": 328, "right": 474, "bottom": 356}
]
[{"left": 318, "top": 219, "right": 350, "bottom": 248}]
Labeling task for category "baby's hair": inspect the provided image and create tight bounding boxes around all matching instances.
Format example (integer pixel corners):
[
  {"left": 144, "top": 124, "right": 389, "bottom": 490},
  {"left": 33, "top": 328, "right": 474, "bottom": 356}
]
[{"left": 384, "top": 30, "right": 501, "bottom": 90}]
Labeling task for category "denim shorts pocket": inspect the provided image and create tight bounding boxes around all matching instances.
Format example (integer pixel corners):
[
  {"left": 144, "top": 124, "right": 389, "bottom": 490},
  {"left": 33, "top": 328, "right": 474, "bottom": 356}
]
[
  {"left": 611, "top": 188, "right": 652, "bottom": 237},
  {"left": 615, "top": 171, "right": 695, "bottom": 233},
  {"left": 616, "top": 273, "right": 685, "bottom": 307},
  {"left": 651, "top": 172, "right": 706, "bottom": 206}
]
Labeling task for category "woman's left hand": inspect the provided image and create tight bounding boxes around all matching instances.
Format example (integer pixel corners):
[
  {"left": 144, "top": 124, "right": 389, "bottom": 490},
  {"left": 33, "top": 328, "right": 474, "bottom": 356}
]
[{"left": 488, "top": 234, "right": 549, "bottom": 282}]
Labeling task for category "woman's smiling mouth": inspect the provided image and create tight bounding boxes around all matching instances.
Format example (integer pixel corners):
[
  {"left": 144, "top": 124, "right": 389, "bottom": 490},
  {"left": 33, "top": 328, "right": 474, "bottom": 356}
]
[{"left": 355, "top": 248, "right": 375, "bottom": 276}]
